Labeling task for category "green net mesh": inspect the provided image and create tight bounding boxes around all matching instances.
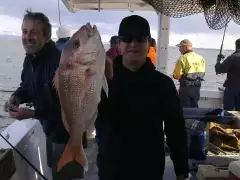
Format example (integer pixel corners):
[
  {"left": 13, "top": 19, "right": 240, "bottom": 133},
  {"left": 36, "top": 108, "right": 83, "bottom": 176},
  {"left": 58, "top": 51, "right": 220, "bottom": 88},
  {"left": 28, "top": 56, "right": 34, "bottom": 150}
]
[{"left": 143, "top": 0, "right": 240, "bottom": 30}]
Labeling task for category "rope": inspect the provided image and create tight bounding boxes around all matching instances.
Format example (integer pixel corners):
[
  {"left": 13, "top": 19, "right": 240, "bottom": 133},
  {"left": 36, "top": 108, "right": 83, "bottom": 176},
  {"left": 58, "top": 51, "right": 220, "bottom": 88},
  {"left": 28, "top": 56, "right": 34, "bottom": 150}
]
[{"left": 57, "top": 0, "right": 62, "bottom": 26}]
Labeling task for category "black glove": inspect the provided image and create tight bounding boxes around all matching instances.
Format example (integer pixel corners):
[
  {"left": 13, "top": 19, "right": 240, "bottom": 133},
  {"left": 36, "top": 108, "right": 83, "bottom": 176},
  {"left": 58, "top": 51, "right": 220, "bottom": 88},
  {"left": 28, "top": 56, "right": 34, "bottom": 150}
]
[{"left": 217, "top": 54, "right": 225, "bottom": 62}]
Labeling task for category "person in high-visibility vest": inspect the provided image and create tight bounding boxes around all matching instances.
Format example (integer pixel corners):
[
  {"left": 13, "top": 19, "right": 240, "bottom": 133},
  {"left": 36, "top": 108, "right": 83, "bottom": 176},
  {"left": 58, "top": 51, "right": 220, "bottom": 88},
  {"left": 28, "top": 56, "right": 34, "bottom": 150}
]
[{"left": 173, "top": 39, "right": 207, "bottom": 162}]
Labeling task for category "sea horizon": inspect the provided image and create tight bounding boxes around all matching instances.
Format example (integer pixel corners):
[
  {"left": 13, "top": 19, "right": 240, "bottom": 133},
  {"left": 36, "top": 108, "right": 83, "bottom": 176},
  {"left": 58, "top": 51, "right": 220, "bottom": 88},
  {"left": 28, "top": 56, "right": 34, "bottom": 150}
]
[{"left": 0, "top": 34, "right": 235, "bottom": 51}]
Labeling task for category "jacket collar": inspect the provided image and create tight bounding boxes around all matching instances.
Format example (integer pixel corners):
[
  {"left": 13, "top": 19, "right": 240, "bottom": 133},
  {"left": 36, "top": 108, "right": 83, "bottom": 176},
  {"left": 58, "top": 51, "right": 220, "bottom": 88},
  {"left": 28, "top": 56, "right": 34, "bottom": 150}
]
[
  {"left": 56, "top": 37, "right": 70, "bottom": 44},
  {"left": 183, "top": 50, "right": 193, "bottom": 55},
  {"left": 114, "top": 55, "right": 155, "bottom": 77},
  {"left": 26, "top": 40, "right": 56, "bottom": 63}
]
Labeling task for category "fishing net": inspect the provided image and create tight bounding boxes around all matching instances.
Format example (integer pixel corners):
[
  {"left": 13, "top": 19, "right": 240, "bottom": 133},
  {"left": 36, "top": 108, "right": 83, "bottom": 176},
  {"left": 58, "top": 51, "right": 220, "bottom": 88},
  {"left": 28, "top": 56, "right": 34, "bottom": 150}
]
[{"left": 143, "top": 0, "right": 240, "bottom": 30}]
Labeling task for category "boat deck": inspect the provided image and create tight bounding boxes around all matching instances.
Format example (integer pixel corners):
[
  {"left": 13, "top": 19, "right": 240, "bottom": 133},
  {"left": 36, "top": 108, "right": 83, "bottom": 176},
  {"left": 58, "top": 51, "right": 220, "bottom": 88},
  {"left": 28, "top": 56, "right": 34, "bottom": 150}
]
[
  {"left": 83, "top": 138, "right": 239, "bottom": 180},
  {"left": 81, "top": 138, "right": 179, "bottom": 180},
  {"left": 0, "top": 89, "right": 238, "bottom": 180},
  {"left": 0, "top": 119, "right": 239, "bottom": 180}
]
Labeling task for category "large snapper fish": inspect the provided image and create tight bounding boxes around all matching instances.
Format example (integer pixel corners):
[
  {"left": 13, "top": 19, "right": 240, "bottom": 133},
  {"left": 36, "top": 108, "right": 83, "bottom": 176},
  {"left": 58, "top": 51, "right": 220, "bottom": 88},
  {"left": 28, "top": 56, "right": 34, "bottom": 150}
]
[{"left": 53, "top": 23, "right": 108, "bottom": 172}]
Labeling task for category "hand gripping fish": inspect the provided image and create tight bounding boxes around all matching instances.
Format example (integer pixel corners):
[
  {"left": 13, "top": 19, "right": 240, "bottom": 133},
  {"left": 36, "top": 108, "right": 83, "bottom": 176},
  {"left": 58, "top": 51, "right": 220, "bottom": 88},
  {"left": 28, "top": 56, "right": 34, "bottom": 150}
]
[{"left": 53, "top": 23, "right": 108, "bottom": 173}]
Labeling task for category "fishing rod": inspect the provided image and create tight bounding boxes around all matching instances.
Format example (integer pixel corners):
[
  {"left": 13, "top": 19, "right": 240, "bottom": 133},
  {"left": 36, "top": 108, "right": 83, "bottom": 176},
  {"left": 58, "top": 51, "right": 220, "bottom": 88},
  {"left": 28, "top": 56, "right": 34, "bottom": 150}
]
[
  {"left": 0, "top": 132, "right": 48, "bottom": 180},
  {"left": 57, "top": 0, "right": 62, "bottom": 26},
  {"left": 219, "top": 24, "right": 228, "bottom": 58},
  {"left": 216, "top": 24, "right": 228, "bottom": 74}
]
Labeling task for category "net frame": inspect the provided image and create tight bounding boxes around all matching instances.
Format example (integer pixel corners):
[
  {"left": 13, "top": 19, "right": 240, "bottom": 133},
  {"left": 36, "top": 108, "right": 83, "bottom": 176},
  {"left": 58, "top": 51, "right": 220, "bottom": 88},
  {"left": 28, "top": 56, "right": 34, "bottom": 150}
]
[{"left": 143, "top": 0, "right": 239, "bottom": 30}]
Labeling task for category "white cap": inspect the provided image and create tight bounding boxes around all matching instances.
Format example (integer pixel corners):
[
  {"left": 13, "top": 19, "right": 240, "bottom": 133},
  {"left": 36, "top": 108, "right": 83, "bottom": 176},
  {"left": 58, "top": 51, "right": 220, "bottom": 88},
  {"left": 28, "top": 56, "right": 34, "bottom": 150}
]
[{"left": 56, "top": 26, "right": 72, "bottom": 38}]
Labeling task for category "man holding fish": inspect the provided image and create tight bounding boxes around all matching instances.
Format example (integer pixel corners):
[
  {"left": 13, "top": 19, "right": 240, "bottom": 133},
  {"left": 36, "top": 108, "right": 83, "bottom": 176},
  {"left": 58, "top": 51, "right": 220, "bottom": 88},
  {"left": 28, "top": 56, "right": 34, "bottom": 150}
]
[
  {"left": 95, "top": 15, "right": 189, "bottom": 180},
  {"left": 4, "top": 9, "right": 189, "bottom": 180},
  {"left": 51, "top": 14, "right": 189, "bottom": 179},
  {"left": 3, "top": 10, "right": 85, "bottom": 179}
]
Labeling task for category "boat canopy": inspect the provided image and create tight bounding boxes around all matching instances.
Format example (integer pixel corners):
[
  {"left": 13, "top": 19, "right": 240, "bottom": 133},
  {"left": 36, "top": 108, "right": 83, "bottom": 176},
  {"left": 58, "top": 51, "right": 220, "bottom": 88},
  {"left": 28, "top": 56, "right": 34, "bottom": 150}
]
[
  {"left": 61, "top": 0, "right": 154, "bottom": 12},
  {"left": 62, "top": 0, "right": 240, "bottom": 30}
]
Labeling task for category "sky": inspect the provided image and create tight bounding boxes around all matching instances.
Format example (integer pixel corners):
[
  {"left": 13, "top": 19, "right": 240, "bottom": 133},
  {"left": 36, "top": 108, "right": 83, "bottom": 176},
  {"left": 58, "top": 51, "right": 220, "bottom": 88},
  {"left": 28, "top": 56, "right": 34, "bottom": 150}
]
[{"left": 0, "top": 0, "right": 240, "bottom": 50}]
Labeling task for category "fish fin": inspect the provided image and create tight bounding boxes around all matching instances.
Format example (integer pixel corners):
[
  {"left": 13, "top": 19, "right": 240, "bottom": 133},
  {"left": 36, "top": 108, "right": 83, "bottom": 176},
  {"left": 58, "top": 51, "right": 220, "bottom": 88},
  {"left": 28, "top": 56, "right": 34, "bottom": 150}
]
[
  {"left": 102, "top": 75, "right": 108, "bottom": 97},
  {"left": 90, "top": 110, "right": 98, "bottom": 124},
  {"left": 81, "top": 77, "right": 92, "bottom": 101},
  {"left": 57, "top": 139, "right": 88, "bottom": 172},
  {"left": 81, "top": 69, "right": 95, "bottom": 100},
  {"left": 61, "top": 111, "right": 70, "bottom": 132},
  {"left": 75, "top": 145, "right": 88, "bottom": 171},
  {"left": 56, "top": 142, "right": 74, "bottom": 172},
  {"left": 86, "top": 110, "right": 98, "bottom": 130},
  {"left": 52, "top": 69, "right": 59, "bottom": 94}
]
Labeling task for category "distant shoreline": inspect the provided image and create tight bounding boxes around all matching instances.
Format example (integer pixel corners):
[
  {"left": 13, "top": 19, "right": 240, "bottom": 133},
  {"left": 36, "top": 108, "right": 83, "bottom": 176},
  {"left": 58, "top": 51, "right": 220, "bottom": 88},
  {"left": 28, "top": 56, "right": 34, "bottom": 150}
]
[{"left": 0, "top": 35, "right": 235, "bottom": 51}]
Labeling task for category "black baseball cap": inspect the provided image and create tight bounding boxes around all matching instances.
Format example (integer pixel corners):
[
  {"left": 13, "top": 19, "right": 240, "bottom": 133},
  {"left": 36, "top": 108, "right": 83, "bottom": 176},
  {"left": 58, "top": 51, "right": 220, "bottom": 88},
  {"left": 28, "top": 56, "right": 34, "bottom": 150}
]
[{"left": 118, "top": 15, "right": 151, "bottom": 37}]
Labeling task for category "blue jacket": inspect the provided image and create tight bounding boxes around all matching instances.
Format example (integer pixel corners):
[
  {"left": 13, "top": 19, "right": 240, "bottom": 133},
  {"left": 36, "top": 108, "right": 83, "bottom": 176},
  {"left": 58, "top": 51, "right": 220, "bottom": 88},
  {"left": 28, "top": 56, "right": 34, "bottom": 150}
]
[
  {"left": 13, "top": 41, "right": 69, "bottom": 143},
  {"left": 56, "top": 37, "right": 70, "bottom": 51}
]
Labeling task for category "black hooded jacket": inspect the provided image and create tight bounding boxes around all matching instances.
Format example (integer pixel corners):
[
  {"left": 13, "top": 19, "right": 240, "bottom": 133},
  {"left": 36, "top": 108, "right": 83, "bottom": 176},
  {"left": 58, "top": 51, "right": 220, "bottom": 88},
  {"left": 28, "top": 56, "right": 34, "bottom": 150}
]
[
  {"left": 13, "top": 41, "right": 69, "bottom": 144},
  {"left": 96, "top": 56, "right": 189, "bottom": 179}
]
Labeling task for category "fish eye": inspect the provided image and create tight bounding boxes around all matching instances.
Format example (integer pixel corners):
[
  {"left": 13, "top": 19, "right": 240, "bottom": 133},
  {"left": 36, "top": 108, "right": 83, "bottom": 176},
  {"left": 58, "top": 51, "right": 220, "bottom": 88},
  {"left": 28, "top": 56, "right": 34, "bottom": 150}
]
[{"left": 73, "top": 40, "right": 80, "bottom": 49}]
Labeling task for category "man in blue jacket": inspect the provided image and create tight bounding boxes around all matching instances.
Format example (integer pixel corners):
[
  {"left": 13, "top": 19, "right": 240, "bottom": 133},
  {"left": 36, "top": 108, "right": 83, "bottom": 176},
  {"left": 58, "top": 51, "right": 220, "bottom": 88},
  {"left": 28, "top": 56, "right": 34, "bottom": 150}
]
[
  {"left": 55, "top": 25, "right": 71, "bottom": 51},
  {"left": 4, "top": 10, "right": 83, "bottom": 180}
]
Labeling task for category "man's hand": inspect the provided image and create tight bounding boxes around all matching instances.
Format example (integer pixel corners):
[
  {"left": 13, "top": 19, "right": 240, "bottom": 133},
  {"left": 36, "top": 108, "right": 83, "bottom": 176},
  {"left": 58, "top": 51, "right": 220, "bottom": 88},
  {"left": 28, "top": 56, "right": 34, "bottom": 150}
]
[
  {"left": 4, "top": 95, "right": 21, "bottom": 112},
  {"left": 8, "top": 107, "right": 35, "bottom": 120},
  {"left": 217, "top": 54, "right": 225, "bottom": 62}
]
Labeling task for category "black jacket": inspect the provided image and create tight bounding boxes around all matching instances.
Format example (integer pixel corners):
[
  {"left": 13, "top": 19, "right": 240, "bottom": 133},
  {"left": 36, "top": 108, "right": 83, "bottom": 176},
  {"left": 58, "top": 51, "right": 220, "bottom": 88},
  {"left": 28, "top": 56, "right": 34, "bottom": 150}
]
[
  {"left": 55, "top": 37, "right": 70, "bottom": 51},
  {"left": 13, "top": 41, "right": 69, "bottom": 144},
  {"left": 96, "top": 56, "right": 189, "bottom": 179},
  {"left": 215, "top": 50, "right": 240, "bottom": 89}
]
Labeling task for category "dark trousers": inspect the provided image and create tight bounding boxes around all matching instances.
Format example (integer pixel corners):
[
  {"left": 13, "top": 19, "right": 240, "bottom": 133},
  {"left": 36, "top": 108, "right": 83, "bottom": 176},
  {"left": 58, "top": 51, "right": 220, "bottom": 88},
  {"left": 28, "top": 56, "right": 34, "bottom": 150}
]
[
  {"left": 97, "top": 152, "right": 164, "bottom": 180},
  {"left": 46, "top": 136, "right": 86, "bottom": 180},
  {"left": 95, "top": 128, "right": 100, "bottom": 147},
  {"left": 179, "top": 86, "right": 200, "bottom": 108},
  {"left": 82, "top": 131, "right": 88, "bottom": 148},
  {"left": 179, "top": 86, "right": 206, "bottom": 160},
  {"left": 223, "top": 88, "right": 240, "bottom": 111},
  {"left": 187, "top": 130, "right": 206, "bottom": 160},
  {"left": 97, "top": 135, "right": 165, "bottom": 180}
]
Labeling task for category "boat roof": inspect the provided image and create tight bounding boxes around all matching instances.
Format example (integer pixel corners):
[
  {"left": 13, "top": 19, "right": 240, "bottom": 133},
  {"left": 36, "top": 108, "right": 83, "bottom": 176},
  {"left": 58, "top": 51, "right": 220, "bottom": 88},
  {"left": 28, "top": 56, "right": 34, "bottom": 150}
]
[{"left": 61, "top": 0, "right": 154, "bottom": 12}]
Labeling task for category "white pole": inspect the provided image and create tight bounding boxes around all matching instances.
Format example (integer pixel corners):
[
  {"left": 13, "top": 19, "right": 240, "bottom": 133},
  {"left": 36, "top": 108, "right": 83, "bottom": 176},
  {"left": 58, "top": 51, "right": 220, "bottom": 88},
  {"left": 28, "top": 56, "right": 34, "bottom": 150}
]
[{"left": 155, "top": 12, "right": 170, "bottom": 75}]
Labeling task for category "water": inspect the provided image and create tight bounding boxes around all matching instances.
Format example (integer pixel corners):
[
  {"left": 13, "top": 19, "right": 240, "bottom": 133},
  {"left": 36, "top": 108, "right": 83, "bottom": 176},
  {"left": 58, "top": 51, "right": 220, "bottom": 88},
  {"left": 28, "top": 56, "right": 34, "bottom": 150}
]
[
  {"left": 0, "top": 38, "right": 234, "bottom": 130},
  {"left": 0, "top": 38, "right": 233, "bottom": 91}
]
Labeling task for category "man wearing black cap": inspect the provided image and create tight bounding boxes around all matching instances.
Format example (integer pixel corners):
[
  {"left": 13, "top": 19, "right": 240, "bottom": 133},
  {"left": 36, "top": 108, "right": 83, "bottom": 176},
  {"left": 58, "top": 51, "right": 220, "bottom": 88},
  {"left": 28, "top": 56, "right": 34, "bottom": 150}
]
[
  {"left": 96, "top": 15, "right": 189, "bottom": 180},
  {"left": 215, "top": 38, "right": 240, "bottom": 111}
]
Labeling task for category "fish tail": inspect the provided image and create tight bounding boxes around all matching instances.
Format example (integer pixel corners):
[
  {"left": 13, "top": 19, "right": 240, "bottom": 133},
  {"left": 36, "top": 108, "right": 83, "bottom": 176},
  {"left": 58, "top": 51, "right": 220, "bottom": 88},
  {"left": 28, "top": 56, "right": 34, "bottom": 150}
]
[{"left": 56, "top": 139, "right": 88, "bottom": 172}]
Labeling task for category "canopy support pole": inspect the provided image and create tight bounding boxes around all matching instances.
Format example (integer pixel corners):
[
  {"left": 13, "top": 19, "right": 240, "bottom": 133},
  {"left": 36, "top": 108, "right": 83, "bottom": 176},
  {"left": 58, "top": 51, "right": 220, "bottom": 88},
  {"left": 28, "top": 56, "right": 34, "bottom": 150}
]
[{"left": 155, "top": 13, "right": 170, "bottom": 75}]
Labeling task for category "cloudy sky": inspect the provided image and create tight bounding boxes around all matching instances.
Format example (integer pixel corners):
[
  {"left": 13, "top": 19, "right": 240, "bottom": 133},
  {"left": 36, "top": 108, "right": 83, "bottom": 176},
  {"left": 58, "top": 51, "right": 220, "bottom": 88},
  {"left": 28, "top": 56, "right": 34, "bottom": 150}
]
[{"left": 1, "top": 0, "right": 240, "bottom": 49}]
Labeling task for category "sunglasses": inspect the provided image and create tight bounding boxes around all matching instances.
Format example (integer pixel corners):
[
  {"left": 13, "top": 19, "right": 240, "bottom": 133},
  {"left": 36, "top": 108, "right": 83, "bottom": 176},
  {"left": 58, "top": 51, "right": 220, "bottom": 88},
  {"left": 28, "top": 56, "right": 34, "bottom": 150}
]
[{"left": 119, "top": 36, "right": 149, "bottom": 43}]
